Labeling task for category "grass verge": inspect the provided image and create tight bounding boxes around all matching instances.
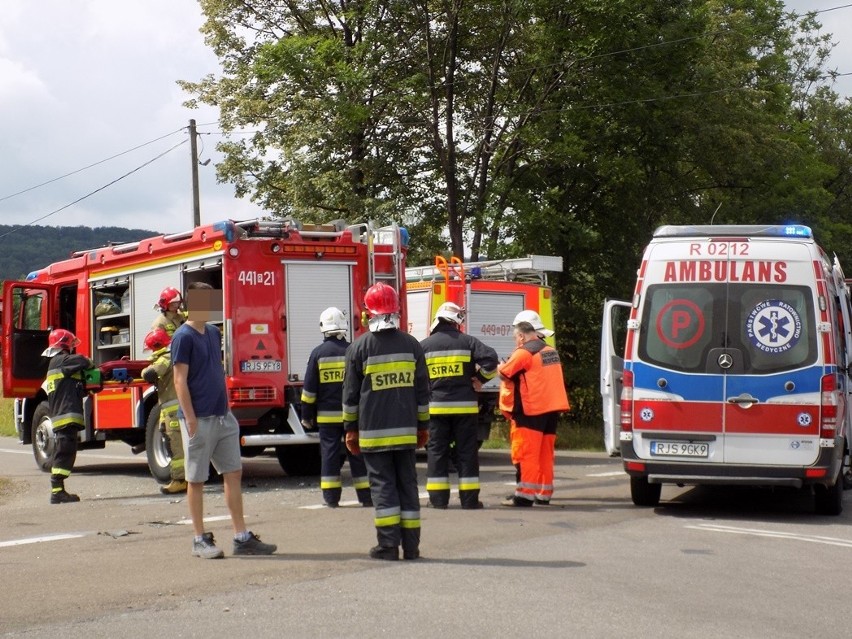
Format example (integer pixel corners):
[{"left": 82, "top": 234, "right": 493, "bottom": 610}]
[
  {"left": 0, "top": 397, "right": 15, "bottom": 438},
  {"left": 482, "top": 417, "right": 604, "bottom": 452}
]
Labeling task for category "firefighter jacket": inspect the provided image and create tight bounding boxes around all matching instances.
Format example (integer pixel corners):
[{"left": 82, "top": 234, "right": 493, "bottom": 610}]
[
  {"left": 342, "top": 328, "right": 430, "bottom": 452},
  {"left": 142, "top": 347, "right": 179, "bottom": 416},
  {"left": 420, "top": 322, "right": 499, "bottom": 415},
  {"left": 151, "top": 310, "right": 185, "bottom": 337},
  {"left": 300, "top": 336, "right": 348, "bottom": 425},
  {"left": 498, "top": 339, "right": 569, "bottom": 427},
  {"left": 42, "top": 352, "right": 94, "bottom": 430}
]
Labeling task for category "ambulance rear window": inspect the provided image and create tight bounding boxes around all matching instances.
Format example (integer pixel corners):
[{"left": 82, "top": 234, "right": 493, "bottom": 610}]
[{"left": 639, "top": 284, "right": 816, "bottom": 374}]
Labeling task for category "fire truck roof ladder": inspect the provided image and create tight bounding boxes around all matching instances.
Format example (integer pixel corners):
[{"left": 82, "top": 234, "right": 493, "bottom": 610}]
[
  {"left": 405, "top": 255, "right": 563, "bottom": 286},
  {"left": 347, "top": 221, "right": 404, "bottom": 292}
]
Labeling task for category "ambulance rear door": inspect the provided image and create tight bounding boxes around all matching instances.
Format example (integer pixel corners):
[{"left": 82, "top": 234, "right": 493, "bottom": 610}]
[
  {"left": 721, "top": 238, "right": 821, "bottom": 466},
  {"left": 600, "top": 299, "right": 631, "bottom": 456}
]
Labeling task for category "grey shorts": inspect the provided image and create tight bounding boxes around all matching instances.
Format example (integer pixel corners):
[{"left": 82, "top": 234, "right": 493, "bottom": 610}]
[{"left": 180, "top": 412, "right": 242, "bottom": 482}]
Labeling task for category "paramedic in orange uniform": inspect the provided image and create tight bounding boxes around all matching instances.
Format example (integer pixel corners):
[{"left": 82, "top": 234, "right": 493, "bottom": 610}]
[{"left": 499, "top": 321, "right": 570, "bottom": 507}]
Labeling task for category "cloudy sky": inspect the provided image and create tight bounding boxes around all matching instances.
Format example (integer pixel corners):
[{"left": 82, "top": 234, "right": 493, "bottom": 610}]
[{"left": 0, "top": 1, "right": 849, "bottom": 238}]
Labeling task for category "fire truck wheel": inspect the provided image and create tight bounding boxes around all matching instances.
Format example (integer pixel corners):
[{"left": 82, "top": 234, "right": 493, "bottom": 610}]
[
  {"left": 630, "top": 475, "right": 662, "bottom": 507},
  {"left": 275, "top": 444, "right": 321, "bottom": 476},
  {"left": 31, "top": 401, "right": 55, "bottom": 472},
  {"left": 145, "top": 407, "right": 172, "bottom": 483}
]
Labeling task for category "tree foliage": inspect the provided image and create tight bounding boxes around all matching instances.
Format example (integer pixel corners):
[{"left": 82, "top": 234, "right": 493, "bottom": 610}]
[{"left": 182, "top": 0, "right": 852, "bottom": 427}]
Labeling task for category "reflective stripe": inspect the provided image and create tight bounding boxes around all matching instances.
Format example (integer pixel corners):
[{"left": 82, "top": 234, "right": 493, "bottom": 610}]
[
  {"left": 317, "top": 410, "right": 342, "bottom": 423},
  {"left": 301, "top": 391, "right": 317, "bottom": 404},
  {"left": 342, "top": 405, "right": 359, "bottom": 422},
  {"left": 171, "top": 458, "right": 185, "bottom": 470},
  {"left": 375, "top": 506, "right": 401, "bottom": 527},
  {"left": 321, "top": 476, "right": 343, "bottom": 489},
  {"left": 161, "top": 399, "right": 180, "bottom": 412},
  {"left": 51, "top": 467, "right": 71, "bottom": 477},
  {"left": 52, "top": 413, "right": 84, "bottom": 429},
  {"left": 352, "top": 476, "right": 370, "bottom": 489},
  {"left": 429, "top": 400, "right": 478, "bottom": 414},
  {"left": 426, "top": 477, "right": 451, "bottom": 491},
  {"left": 400, "top": 510, "right": 421, "bottom": 529},
  {"left": 458, "top": 477, "right": 480, "bottom": 491},
  {"left": 479, "top": 367, "right": 497, "bottom": 381},
  {"left": 360, "top": 433, "right": 417, "bottom": 449}
]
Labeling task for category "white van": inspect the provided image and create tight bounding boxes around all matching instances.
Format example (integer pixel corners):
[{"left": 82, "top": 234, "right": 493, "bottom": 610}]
[{"left": 601, "top": 225, "right": 852, "bottom": 514}]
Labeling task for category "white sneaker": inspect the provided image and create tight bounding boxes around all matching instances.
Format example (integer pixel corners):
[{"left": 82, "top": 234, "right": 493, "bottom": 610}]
[{"left": 192, "top": 532, "right": 224, "bottom": 559}]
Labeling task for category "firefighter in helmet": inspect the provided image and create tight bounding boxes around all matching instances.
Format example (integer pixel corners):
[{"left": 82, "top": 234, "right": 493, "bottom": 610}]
[
  {"left": 41, "top": 329, "right": 95, "bottom": 504},
  {"left": 420, "top": 302, "right": 498, "bottom": 509},
  {"left": 301, "top": 307, "right": 372, "bottom": 508},
  {"left": 142, "top": 327, "right": 186, "bottom": 494},
  {"left": 342, "top": 282, "right": 431, "bottom": 560},
  {"left": 152, "top": 287, "right": 186, "bottom": 336}
]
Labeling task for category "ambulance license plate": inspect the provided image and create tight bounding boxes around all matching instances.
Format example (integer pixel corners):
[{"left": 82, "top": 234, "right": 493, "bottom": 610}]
[
  {"left": 240, "top": 360, "right": 282, "bottom": 373},
  {"left": 650, "top": 441, "right": 709, "bottom": 457}
]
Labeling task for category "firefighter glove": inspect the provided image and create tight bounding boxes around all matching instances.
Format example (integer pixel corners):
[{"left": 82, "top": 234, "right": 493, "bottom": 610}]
[
  {"left": 142, "top": 368, "right": 158, "bottom": 385},
  {"left": 417, "top": 429, "right": 429, "bottom": 449},
  {"left": 300, "top": 418, "right": 316, "bottom": 431},
  {"left": 345, "top": 430, "right": 360, "bottom": 455}
]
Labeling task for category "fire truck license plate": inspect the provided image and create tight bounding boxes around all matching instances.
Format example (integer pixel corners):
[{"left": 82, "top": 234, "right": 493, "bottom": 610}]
[
  {"left": 650, "top": 441, "right": 709, "bottom": 457},
  {"left": 240, "top": 360, "right": 282, "bottom": 373}
]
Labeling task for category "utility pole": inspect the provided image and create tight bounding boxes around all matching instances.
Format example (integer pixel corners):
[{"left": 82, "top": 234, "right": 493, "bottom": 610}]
[{"left": 189, "top": 119, "right": 201, "bottom": 227}]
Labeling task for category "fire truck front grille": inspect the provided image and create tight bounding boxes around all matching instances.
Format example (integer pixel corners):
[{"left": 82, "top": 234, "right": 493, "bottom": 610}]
[{"left": 229, "top": 387, "right": 277, "bottom": 403}]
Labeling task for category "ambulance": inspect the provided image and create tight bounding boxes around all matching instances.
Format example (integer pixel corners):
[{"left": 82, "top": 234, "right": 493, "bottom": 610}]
[{"left": 601, "top": 225, "right": 852, "bottom": 514}]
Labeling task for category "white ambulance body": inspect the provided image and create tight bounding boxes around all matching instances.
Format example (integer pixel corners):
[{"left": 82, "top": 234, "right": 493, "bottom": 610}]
[{"left": 601, "top": 225, "right": 852, "bottom": 514}]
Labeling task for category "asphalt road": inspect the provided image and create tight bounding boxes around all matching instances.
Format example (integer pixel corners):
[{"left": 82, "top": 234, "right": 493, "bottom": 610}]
[{"left": 1, "top": 436, "right": 850, "bottom": 638}]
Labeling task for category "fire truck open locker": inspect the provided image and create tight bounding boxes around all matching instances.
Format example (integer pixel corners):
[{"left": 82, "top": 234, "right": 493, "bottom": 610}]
[
  {"left": 0, "top": 218, "right": 407, "bottom": 480},
  {"left": 405, "top": 254, "right": 563, "bottom": 440}
]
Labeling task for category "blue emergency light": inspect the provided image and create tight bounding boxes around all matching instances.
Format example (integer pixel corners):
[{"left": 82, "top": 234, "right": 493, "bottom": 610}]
[{"left": 654, "top": 224, "right": 813, "bottom": 239}]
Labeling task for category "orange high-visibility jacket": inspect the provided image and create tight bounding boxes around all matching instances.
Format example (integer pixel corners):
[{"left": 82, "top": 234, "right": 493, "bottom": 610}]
[{"left": 498, "top": 339, "right": 569, "bottom": 417}]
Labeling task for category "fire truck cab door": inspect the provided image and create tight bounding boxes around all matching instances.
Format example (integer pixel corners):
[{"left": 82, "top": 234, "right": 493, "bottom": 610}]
[
  {"left": 2, "top": 281, "right": 55, "bottom": 397},
  {"left": 600, "top": 299, "right": 631, "bottom": 456}
]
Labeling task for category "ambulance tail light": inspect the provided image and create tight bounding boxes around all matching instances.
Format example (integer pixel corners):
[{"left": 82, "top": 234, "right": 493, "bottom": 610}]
[
  {"left": 820, "top": 374, "right": 838, "bottom": 435},
  {"left": 620, "top": 370, "right": 634, "bottom": 432}
]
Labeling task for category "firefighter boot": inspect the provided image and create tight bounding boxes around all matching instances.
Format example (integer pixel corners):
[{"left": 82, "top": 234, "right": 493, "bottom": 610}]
[
  {"left": 369, "top": 545, "right": 399, "bottom": 561},
  {"left": 161, "top": 480, "right": 188, "bottom": 494},
  {"left": 50, "top": 490, "right": 81, "bottom": 504}
]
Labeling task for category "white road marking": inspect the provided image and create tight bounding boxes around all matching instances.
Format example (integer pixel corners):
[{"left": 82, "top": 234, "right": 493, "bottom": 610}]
[
  {"left": 686, "top": 523, "right": 852, "bottom": 548},
  {"left": 0, "top": 533, "right": 89, "bottom": 548},
  {"left": 0, "top": 447, "right": 135, "bottom": 461}
]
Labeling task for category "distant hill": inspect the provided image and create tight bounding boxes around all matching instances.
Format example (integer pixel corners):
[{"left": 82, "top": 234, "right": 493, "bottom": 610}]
[{"left": 0, "top": 225, "right": 159, "bottom": 282}]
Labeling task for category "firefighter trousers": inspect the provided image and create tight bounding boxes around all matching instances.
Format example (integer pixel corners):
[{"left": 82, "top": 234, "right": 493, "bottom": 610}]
[
  {"left": 513, "top": 422, "right": 557, "bottom": 504},
  {"left": 319, "top": 424, "right": 371, "bottom": 506},
  {"left": 50, "top": 426, "right": 79, "bottom": 494},
  {"left": 362, "top": 449, "right": 420, "bottom": 554},
  {"left": 162, "top": 406, "right": 185, "bottom": 482},
  {"left": 426, "top": 414, "right": 480, "bottom": 508}
]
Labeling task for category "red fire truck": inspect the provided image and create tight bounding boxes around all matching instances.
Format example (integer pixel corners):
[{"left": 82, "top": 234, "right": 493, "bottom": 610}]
[
  {"left": 405, "top": 254, "right": 563, "bottom": 440},
  {"left": 0, "top": 218, "right": 407, "bottom": 480}
]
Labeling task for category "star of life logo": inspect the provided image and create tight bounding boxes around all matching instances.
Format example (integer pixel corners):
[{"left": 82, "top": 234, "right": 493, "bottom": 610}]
[{"left": 746, "top": 299, "right": 802, "bottom": 354}]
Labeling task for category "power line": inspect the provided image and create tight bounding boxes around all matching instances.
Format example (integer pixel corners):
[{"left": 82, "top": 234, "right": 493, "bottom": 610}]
[
  {"left": 0, "top": 139, "right": 188, "bottom": 243},
  {"left": 0, "top": 126, "right": 186, "bottom": 204}
]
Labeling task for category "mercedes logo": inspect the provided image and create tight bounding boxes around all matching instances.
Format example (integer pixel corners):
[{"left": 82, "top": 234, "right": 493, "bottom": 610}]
[{"left": 717, "top": 353, "right": 733, "bottom": 369}]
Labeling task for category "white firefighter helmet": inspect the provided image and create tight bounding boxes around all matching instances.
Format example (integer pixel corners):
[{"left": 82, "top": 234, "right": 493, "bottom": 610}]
[
  {"left": 319, "top": 307, "right": 348, "bottom": 336},
  {"left": 512, "top": 309, "right": 554, "bottom": 338},
  {"left": 430, "top": 302, "right": 465, "bottom": 332}
]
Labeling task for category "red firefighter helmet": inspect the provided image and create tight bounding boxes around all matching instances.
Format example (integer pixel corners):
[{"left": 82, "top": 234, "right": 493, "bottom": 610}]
[
  {"left": 44, "top": 328, "right": 80, "bottom": 355},
  {"left": 156, "top": 287, "right": 183, "bottom": 311},
  {"left": 143, "top": 327, "right": 171, "bottom": 351},
  {"left": 364, "top": 282, "right": 400, "bottom": 315}
]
